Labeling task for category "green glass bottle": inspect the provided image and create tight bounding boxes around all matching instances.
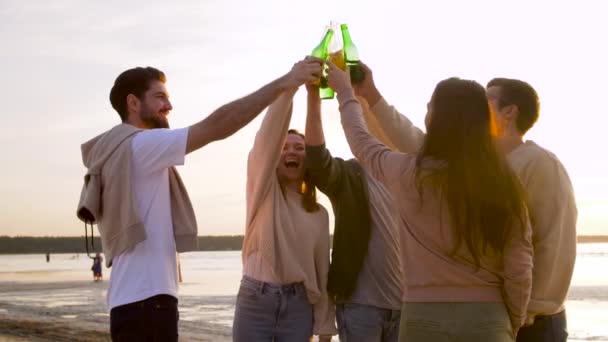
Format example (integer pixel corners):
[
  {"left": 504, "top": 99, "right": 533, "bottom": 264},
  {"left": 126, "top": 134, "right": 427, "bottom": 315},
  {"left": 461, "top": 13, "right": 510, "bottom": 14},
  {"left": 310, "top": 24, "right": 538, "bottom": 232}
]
[
  {"left": 311, "top": 28, "right": 335, "bottom": 99},
  {"left": 340, "top": 24, "right": 366, "bottom": 84}
]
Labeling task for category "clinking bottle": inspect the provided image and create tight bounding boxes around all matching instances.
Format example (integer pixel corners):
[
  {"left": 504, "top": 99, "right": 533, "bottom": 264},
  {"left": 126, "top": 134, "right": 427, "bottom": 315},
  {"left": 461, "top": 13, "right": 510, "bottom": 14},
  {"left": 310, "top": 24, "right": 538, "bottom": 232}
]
[
  {"left": 311, "top": 28, "right": 335, "bottom": 99},
  {"left": 340, "top": 23, "right": 365, "bottom": 84}
]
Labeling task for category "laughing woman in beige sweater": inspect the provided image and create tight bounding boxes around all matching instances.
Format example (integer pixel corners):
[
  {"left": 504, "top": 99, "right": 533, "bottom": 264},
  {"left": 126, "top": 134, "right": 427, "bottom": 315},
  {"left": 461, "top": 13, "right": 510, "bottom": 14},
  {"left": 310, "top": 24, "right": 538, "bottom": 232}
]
[
  {"left": 326, "top": 62, "right": 533, "bottom": 341},
  {"left": 232, "top": 58, "right": 337, "bottom": 342}
]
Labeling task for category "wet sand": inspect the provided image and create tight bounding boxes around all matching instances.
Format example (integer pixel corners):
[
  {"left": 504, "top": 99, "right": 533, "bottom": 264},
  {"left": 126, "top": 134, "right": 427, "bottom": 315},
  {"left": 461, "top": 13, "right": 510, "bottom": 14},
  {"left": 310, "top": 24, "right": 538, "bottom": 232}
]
[
  {"left": 1, "top": 248, "right": 607, "bottom": 341},
  {"left": 0, "top": 281, "right": 232, "bottom": 342}
]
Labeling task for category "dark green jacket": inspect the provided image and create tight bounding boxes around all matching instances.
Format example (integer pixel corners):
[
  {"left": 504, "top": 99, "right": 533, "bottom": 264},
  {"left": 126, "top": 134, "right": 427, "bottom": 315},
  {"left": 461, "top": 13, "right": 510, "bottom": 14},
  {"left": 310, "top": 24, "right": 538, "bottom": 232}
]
[{"left": 306, "top": 144, "right": 372, "bottom": 300}]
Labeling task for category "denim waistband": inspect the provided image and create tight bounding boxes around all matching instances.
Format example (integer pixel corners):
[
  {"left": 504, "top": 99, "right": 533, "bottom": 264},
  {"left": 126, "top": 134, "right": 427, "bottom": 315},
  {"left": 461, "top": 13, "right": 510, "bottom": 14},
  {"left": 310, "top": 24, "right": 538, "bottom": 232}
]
[{"left": 241, "top": 276, "right": 307, "bottom": 296}]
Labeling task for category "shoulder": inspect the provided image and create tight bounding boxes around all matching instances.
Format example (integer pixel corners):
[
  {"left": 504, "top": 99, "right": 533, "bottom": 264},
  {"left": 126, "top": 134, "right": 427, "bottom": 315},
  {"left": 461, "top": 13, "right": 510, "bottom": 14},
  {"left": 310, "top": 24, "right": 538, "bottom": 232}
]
[
  {"left": 132, "top": 127, "right": 189, "bottom": 144},
  {"left": 343, "top": 158, "right": 365, "bottom": 175},
  {"left": 510, "top": 141, "right": 568, "bottom": 178},
  {"left": 510, "top": 142, "right": 574, "bottom": 195},
  {"left": 130, "top": 127, "right": 189, "bottom": 155}
]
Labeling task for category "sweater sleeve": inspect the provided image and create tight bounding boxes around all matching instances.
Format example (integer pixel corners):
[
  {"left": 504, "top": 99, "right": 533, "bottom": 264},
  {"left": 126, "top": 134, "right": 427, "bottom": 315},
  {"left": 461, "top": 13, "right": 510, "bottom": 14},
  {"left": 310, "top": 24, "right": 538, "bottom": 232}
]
[
  {"left": 359, "top": 96, "right": 400, "bottom": 151},
  {"left": 502, "top": 214, "right": 534, "bottom": 335},
  {"left": 337, "top": 89, "right": 409, "bottom": 188},
  {"left": 313, "top": 208, "right": 337, "bottom": 336},
  {"left": 369, "top": 97, "right": 425, "bottom": 153},
  {"left": 246, "top": 90, "right": 296, "bottom": 228},
  {"left": 305, "top": 144, "right": 347, "bottom": 197}
]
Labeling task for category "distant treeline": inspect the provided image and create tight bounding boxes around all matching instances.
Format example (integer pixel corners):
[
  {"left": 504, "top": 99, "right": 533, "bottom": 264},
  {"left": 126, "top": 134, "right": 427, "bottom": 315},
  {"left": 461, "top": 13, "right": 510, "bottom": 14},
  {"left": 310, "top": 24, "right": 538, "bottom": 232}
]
[
  {"left": 576, "top": 235, "right": 608, "bottom": 243},
  {"left": 0, "top": 236, "right": 244, "bottom": 254},
  {"left": 0, "top": 235, "right": 606, "bottom": 254}
]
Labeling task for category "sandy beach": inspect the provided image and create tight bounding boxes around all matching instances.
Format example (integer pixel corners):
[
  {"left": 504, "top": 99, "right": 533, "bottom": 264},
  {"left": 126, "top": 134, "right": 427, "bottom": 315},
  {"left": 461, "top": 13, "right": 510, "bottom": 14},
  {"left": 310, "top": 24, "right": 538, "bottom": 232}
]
[
  {"left": 0, "top": 281, "right": 232, "bottom": 342},
  {"left": 1, "top": 248, "right": 607, "bottom": 341}
]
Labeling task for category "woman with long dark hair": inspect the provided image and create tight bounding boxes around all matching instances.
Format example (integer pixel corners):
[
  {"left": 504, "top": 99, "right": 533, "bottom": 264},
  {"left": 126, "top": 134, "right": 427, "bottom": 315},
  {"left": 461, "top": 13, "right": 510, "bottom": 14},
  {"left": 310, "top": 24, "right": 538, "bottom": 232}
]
[
  {"left": 232, "top": 58, "right": 336, "bottom": 342},
  {"left": 327, "top": 63, "right": 532, "bottom": 341}
]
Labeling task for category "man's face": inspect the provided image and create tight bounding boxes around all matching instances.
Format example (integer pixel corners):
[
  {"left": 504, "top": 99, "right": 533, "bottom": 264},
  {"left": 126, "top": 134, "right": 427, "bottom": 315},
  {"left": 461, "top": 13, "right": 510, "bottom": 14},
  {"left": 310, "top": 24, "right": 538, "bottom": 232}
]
[
  {"left": 137, "top": 80, "right": 172, "bottom": 129},
  {"left": 486, "top": 86, "right": 510, "bottom": 136},
  {"left": 277, "top": 133, "right": 306, "bottom": 184}
]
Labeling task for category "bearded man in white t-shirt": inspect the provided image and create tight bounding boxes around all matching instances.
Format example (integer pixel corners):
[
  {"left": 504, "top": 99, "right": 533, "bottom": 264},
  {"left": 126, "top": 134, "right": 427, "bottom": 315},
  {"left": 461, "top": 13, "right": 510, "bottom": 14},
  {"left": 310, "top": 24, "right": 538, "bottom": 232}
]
[{"left": 77, "top": 59, "right": 323, "bottom": 341}]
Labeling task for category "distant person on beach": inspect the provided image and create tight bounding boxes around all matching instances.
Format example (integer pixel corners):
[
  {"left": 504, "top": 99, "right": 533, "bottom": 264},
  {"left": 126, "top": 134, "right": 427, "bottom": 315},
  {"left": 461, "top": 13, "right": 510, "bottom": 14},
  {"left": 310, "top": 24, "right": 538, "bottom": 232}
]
[
  {"left": 45, "top": 252, "right": 50, "bottom": 263},
  {"left": 76, "top": 60, "right": 322, "bottom": 341},
  {"left": 304, "top": 81, "right": 402, "bottom": 341},
  {"left": 232, "top": 57, "right": 336, "bottom": 342},
  {"left": 486, "top": 78, "right": 577, "bottom": 342},
  {"left": 326, "top": 62, "right": 533, "bottom": 340},
  {"left": 91, "top": 252, "right": 103, "bottom": 282}
]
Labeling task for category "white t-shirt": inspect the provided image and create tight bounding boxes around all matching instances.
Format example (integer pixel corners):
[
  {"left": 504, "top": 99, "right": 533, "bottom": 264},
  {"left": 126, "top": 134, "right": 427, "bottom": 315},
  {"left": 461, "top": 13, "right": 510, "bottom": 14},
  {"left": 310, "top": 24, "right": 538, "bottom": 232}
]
[{"left": 107, "top": 127, "right": 189, "bottom": 310}]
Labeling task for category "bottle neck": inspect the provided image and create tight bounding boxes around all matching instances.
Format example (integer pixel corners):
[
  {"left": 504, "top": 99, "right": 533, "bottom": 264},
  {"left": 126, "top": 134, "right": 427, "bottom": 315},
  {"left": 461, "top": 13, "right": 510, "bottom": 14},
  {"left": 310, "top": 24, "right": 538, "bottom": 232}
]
[
  {"left": 341, "top": 25, "right": 353, "bottom": 45},
  {"left": 322, "top": 31, "right": 334, "bottom": 50}
]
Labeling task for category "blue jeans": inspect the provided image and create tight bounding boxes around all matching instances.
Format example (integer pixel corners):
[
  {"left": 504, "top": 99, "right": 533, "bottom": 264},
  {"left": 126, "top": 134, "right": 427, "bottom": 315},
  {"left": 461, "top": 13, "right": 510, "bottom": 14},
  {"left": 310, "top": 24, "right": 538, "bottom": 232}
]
[
  {"left": 110, "top": 294, "right": 178, "bottom": 342},
  {"left": 232, "top": 276, "right": 313, "bottom": 342},
  {"left": 336, "top": 303, "right": 400, "bottom": 342},
  {"left": 516, "top": 310, "right": 568, "bottom": 342}
]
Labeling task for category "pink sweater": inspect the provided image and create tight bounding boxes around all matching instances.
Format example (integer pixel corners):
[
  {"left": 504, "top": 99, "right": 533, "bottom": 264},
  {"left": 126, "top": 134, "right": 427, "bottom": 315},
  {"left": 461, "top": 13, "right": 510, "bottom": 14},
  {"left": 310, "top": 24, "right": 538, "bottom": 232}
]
[
  {"left": 242, "top": 91, "right": 336, "bottom": 335},
  {"left": 337, "top": 90, "right": 533, "bottom": 331}
]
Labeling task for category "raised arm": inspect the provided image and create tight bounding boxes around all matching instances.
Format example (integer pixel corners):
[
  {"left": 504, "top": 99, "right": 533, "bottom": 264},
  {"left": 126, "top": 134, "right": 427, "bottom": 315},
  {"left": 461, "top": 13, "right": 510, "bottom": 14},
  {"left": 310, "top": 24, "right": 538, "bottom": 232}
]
[
  {"left": 304, "top": 85, "right": 348, "bottom": 197},
  {"left": 359, "top": 96, "right": 399, "bottom": 151},
  {"left": 186, "top": 57, "right": 323, "bottom": 154},
  {"left": 326, "top": 62, "right": 410, "bottom": 187},
  {"left": 354, "top": 62, "right": 425, "bottom": 153},
  {"left": 245, "top": 90, "right": 297, "bottom": 226}
]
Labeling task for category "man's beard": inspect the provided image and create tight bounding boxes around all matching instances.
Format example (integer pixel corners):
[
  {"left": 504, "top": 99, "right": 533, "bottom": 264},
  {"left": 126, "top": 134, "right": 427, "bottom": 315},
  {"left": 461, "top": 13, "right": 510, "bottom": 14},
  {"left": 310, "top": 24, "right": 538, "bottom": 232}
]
[{"left": 141, "top": 104, "right": 169, "bottom": 129}]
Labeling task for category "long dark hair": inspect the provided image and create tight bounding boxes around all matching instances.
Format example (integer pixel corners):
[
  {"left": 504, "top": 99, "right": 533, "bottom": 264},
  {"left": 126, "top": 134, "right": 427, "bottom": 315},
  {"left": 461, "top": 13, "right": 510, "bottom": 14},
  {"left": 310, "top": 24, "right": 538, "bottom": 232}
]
[
  {"left": 287, "top": 129, "right": 319, "bottom": 213},
  {"left": 415, "top": 78, "right": 526, "bottom": 267}
]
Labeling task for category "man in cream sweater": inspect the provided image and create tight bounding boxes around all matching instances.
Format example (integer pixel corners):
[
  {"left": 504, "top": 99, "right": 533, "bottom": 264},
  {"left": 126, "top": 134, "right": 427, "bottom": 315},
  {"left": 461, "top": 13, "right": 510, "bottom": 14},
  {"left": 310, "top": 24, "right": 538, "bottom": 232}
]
[
  {"left": 77, "top": 58, "right": 323, "bottom": 341},
  {"left": 487, "top": 78, "right": 577, "bottom": 341}
]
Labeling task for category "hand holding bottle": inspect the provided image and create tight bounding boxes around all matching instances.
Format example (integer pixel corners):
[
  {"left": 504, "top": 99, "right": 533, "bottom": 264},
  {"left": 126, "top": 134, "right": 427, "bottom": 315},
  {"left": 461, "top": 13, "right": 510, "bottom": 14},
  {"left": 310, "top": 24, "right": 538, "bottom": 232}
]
[
  {"left": 282, "top": 56, "right": 325, "bottom": 90},
  {"left": 326, "top": 60, "right": 353, "bottom": 95},
  {"left": 352, "top": 61, "right": 381, "bottom": 106}
]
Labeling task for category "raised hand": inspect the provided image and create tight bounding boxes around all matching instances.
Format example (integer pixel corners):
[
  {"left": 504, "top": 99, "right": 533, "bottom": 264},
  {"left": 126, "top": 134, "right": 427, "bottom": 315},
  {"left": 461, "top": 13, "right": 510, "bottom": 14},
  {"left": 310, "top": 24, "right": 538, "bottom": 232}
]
[
  {"left": 282, "top": 56, "right": 324, "bottom": 90},
  {"left": 326, "top": 60, "right": 353, "bottom": 95},
  {"left": 353, "top": 61, "right": 381, "bottom": 106}
]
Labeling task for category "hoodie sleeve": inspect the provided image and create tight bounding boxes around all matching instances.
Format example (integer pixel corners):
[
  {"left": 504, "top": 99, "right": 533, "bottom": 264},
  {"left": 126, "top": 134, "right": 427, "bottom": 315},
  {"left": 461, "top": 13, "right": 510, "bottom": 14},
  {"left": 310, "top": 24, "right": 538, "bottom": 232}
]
[
  {"left": 305, "top": 144, "right": 349, "bottom": 198},
  {"left": 369, "top": 97, "right": 425, "bottom": 153},
  {"left": 245, "top": 90, "right": 297, "bottom": 228},
  {"left": 313, "top": 208, "right": 337, "bottom": 336},
  {"left": 337, "top": 89, "right": 413, "bottom": 188}
]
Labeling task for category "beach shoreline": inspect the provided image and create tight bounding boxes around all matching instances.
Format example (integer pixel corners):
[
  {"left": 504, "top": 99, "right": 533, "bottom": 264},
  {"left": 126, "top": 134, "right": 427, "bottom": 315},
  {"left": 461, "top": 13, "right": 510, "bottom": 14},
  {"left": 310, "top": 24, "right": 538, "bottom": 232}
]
[
  {"left": 0, "top": 281, "right": 232, "bottom": 342},
  {"left": 1, "top": 248, "right": 607, "bottom": 341}
]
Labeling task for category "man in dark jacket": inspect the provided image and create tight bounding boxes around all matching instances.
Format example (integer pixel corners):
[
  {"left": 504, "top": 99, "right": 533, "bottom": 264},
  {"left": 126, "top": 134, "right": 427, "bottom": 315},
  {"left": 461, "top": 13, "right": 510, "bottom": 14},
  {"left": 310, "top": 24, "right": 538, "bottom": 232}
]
[{"left": 304, "top": 83, "right": 403, "bottom": 342}]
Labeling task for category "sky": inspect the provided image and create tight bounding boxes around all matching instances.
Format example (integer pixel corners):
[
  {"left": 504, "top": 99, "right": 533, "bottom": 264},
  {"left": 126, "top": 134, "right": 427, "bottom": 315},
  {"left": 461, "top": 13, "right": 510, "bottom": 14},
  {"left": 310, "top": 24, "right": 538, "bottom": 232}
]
[{"left": 1, "top": 0, "right": 607, "bottom": 237}]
